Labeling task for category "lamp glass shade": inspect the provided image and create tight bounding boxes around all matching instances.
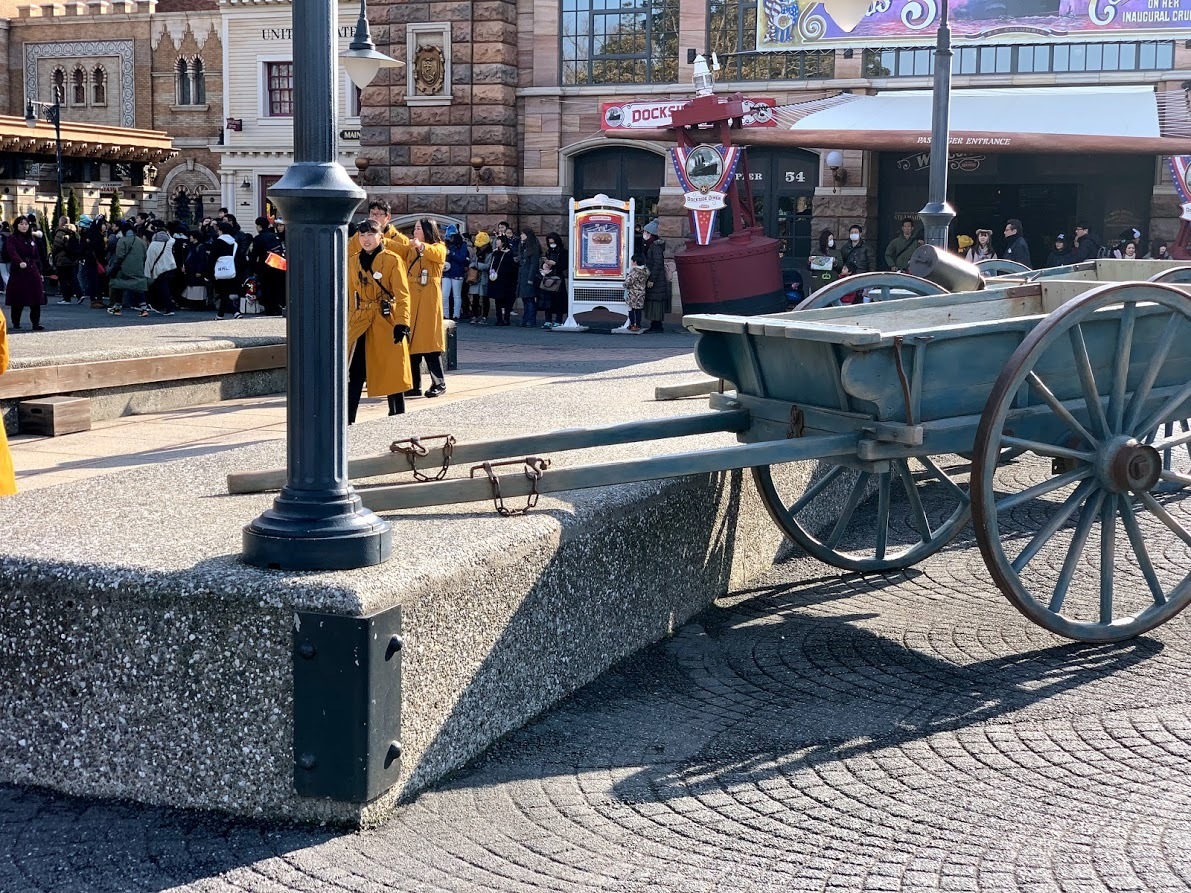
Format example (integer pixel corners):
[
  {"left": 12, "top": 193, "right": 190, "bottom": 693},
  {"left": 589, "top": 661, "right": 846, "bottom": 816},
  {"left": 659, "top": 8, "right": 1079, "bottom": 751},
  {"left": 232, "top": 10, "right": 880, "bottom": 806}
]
[
  {"left": 342, "top": 54, "right": 382, "bottom": 89},
  {"left": 23, "top": 102, "right": 36, "bottom": 130},
  {"left": 818, "top": 0, "right": 870, "bottom": 32},
  {"left": 825, "top": 149, "right": 844, "bottom": 169}
]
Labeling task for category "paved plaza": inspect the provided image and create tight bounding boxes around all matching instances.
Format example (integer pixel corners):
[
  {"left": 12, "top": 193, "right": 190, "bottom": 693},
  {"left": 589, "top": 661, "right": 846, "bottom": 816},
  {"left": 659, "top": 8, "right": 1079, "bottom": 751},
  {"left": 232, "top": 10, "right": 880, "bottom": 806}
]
[
  {"left": 2, "top": 307, "right": 1191, "bottom": 891},
  {"left": 2, "top": 526, "right": 1190, "bottom": 892}
]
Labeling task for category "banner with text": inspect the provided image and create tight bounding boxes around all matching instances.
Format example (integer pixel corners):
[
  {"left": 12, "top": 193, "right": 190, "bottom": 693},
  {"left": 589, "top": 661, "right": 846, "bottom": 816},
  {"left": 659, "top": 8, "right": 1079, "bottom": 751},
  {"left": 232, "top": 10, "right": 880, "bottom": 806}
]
[{"left": 758, "top": 0, "right": 1191, "bottom": 50}]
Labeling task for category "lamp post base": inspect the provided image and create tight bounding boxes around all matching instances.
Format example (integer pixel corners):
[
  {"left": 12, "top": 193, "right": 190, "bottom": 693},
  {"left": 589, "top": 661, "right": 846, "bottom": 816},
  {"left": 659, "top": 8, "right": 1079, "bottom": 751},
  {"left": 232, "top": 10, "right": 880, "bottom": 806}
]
[
  {"left": 243, "top": 490, "right": 392, "bottom": 571},
  {"left": 919, "top": 200, "right": 956, "bottom": 251}
]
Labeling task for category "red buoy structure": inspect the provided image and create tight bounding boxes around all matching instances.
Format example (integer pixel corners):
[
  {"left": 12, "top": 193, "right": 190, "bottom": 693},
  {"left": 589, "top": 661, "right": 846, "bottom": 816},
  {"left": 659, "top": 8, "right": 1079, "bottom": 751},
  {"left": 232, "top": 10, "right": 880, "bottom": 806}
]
[{"left": 666, "top": 88, "right": 786, "bottom": 316}]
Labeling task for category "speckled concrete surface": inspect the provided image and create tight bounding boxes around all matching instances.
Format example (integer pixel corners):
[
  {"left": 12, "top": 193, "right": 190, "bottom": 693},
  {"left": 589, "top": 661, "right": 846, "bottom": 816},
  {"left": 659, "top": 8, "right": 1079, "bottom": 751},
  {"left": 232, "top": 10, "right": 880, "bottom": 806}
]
[{"left": 0, "top": 353, "right": 834, "bottom": 826}]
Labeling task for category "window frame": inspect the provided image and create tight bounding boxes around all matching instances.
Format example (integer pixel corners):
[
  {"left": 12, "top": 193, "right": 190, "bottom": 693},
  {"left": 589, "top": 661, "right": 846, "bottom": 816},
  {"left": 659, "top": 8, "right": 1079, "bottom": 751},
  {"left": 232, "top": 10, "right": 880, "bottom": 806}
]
[
  {"left": 864, "top": 39, "right": 1174, "bottom": 78},
  {"left": 91, "top": 65, "right": 107, "bottom": 106},
  {"left": 262, "top": 59, "right": 295, "bottom": 118},
  {"left": 560, "top": 0, "right": 679, "bottom": 86},
  {"left": 176, "top": 58, "right": 191, "bottom": 106},
  {"left": 708, "top": 0, "right": 835, "bottom": 82}
]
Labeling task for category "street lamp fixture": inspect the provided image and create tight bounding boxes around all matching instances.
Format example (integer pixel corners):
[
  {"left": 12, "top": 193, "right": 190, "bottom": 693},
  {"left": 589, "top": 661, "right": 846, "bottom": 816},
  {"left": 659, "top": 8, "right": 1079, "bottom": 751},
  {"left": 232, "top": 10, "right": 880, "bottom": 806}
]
[
  {"left": 25, "top": 97, "right": 64, "bottom": 222},
  {"left": 242, "top": 0, "right": 394, "bottom": 570},
  {"left": 817, "top": 0, "right": 955, "bottom": 247},
  {"left": 339, "top": 0, "right": 403, "bottom": 89}
]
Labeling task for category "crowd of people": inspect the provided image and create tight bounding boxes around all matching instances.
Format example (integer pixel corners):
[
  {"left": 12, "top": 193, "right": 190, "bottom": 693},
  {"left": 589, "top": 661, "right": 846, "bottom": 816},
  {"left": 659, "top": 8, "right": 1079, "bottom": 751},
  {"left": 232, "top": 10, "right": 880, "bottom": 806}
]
[
  {"left": 808, "top": 217, "right": 1172, "bottom": 303},
  {"left": 0, "top": 208, "right": 288, "bottom": 330}
]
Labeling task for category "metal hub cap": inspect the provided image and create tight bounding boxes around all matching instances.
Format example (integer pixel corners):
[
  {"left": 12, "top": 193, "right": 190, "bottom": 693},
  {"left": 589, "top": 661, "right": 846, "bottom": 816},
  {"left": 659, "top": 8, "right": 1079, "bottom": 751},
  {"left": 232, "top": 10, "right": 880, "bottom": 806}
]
[{"left": 1103, "top": 438, "right": 1162, "bottom": 493}]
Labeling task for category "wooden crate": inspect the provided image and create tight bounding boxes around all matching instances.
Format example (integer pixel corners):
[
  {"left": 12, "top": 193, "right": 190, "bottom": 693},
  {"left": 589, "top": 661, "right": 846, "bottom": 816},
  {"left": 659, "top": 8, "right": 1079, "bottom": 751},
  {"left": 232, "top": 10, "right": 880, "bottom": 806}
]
[{"left": 19, "top": 396, "right": 91, "bottom": 436}]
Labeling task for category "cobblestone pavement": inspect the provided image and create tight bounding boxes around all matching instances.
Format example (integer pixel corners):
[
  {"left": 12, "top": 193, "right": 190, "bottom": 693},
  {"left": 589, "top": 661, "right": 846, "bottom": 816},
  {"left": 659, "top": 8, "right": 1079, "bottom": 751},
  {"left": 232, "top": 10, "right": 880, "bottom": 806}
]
[{"left": 2, "top": 458, "right": 1190, "bottom": 892}]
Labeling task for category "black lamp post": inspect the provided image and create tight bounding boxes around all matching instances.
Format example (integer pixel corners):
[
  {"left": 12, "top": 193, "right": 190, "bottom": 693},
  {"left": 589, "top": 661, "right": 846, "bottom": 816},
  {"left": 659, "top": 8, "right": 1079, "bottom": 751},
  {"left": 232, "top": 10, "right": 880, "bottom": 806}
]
[
  {"left": 817, "top": 0, "right": 955, "bottom": 248},
  {"left": 241, "top": 0, "right": 400, "bottom": 570},
  {"left": 25, "top": 96, "right": 64, "bottom": 221},
  {"left": 916, "top": 1, "right": 956, "bottom": 249}
]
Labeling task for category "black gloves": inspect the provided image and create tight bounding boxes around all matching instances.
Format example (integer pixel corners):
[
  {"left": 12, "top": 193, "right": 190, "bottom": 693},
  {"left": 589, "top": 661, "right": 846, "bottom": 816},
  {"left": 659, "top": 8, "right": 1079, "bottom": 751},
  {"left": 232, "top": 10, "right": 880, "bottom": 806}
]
[{"left": 393, "top": 324, "right": 411, "bottom": 344}]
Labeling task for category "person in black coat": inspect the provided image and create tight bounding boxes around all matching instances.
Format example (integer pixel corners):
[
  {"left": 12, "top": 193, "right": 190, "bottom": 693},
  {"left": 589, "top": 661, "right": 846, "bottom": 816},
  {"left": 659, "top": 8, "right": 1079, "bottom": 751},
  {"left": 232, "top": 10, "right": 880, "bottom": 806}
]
[
  {"left": 207, "top": 220, "right": 245, "bottom": 319},
  {"left": 1044, "top": 233, "right": 1074, "bottom": 269},
  {"left": 539, "top": 232, "right": 568, "bottom": 328},
  {"left": 516, "top": 227, "right": 541, "bottom": 327},
  {"left": 1003, "top": 218, "right": 1032, "bottom": 268},
  {"left": 487, "top": 235, "right": 519, "bottom": 326},
  {"left": 1071, "top": 223, "right": 1102, "bottom": 263},
  {"left": 248, "top": 216, "right": 285, "bottom": 315},
  {"left": 642, "top": 220, "right": 669, "bottom": 333}
]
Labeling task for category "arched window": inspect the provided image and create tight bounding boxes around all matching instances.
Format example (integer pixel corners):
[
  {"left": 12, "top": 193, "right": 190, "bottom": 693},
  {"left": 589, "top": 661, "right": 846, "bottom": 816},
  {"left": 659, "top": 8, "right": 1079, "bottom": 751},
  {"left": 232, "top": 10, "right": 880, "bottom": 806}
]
[
  {"left": 72, "top": 67, "right": 87, "bottom": 106},
  {"left": 52, "top": 68, "right": 65, "bottom": 104},
  {"left": 190, "top": 58, "right": 206, "bottom": 104},
  {"left": 92, "top": 67, "right": 106, "bottom": 106},
  {"left": 175, "top": 58, "right": 191, "bottom": 106}
]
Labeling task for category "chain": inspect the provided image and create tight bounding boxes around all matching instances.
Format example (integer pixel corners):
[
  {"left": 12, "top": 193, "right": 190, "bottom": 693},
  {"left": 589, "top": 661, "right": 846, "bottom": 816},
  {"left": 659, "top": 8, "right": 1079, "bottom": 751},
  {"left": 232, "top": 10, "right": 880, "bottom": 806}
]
[
  {"left": 470, "top": 457, "right": 551, "bottom": 516},
  {"left": 390, "top": 434, "right": 456, "bottom": 482}
]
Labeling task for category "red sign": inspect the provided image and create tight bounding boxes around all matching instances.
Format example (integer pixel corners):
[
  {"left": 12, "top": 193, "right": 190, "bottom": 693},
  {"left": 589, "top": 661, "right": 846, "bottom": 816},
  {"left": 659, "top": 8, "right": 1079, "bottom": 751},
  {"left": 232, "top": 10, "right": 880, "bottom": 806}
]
[{"left": 601, "top": 98, "right": 777, "bottom": 131}]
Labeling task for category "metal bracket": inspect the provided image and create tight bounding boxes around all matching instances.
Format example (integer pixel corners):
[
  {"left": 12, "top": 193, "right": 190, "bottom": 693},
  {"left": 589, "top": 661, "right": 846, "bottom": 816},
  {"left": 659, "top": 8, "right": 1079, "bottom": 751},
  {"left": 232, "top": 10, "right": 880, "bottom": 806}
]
[
  {"left": 470, "top": 457, "right": 551, "bottom": 516},
  {"left": 391, "top": 433, "right": 456, "bottom": 482},
  {"left": 786, "top": 406, "right": 806, "bottom": 438},
  {"left": 292, "top": 605, "right": 402, "bottom": 803}
]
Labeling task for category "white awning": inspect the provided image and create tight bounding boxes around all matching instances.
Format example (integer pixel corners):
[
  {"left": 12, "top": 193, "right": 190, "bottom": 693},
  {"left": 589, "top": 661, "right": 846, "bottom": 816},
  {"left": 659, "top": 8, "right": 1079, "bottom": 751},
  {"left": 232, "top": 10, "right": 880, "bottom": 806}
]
[{"left": 756, "top": 86, "right": 1191, "bottom": 154}]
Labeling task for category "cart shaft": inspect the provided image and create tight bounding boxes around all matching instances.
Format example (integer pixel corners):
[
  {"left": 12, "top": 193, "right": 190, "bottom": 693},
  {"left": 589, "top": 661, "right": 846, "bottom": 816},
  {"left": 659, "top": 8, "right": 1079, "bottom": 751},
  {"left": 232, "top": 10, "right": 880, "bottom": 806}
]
[
  {"left": 227, "top": 410, "right": 752, "bottom": 495},
  {"left": 359, "top": 432, "right": 860, "bottom": 512}
]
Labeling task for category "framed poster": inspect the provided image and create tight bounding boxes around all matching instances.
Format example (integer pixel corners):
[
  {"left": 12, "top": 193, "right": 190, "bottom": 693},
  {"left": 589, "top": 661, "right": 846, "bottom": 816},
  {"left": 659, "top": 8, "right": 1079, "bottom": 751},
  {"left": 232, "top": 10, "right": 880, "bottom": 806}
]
[{"left": 573, "top": 210, "right": 630, "bottom": 279}]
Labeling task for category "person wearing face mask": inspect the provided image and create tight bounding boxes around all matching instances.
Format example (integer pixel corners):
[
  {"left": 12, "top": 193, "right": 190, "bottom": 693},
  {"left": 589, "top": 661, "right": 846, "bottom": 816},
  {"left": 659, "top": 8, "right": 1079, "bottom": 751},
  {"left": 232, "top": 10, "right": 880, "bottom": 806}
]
[
  {"left": 539, "top": 232, "right": 567, "bottom": 328},
  {"left": 809, "top": 229, "right": 843, "bottom": 288},
  {"left": 841, "top": 224, "right": 873, "bottom": 275},
  {"left": 346, "top": 219, "right": 411, "bottom": 423}
]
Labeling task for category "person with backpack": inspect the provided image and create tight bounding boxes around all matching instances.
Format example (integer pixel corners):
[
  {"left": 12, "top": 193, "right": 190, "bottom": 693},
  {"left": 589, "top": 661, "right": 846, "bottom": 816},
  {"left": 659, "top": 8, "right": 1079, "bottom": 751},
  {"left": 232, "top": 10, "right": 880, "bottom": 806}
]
[
  {"left": 207, "top": 220, "right": 245, "bottom": 319},
  {"left": 51, "top": 216, "right": 83, "bottom": 304},
  {"left": 143, "top": 224, "right": 178, "bottom": 317},
  {"left": 1071, "top": 223, "right": 1103, "bottom": 263},
  {"left": 182, "top": 230, "right": 211, "bottom": 308}
]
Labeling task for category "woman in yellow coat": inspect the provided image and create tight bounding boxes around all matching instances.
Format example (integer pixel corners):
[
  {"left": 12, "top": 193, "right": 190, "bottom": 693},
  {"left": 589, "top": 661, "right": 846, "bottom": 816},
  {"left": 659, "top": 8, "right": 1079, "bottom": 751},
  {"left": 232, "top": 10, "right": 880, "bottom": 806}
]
[
  {"left": 0, "top": 312, "right": 14, "bottom": 495},
  {"left": 346, "top": 219, "right": 412, "bottom": 424},
  {"left": 399, "top": 218, "right": 449, "bottom": 398}
]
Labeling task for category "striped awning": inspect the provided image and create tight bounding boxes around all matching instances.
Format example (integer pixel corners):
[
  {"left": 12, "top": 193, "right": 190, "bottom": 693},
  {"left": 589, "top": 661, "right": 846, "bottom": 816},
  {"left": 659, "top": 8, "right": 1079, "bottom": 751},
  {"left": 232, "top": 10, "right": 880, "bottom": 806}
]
[{"left": 756, "top": 86, "right": 1191, "bottom": 154}]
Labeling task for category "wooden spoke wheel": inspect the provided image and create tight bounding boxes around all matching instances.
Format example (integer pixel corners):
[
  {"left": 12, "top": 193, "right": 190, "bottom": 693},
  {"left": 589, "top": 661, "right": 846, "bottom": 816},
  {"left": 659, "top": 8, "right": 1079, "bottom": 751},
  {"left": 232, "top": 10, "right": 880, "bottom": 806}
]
[
  {"left": 976, "top": 259, "right": 1031, "bottom": 277},
  {"left": 795, "top": 272, "right": 946, "bottom": 311},
  {"left": 972, "top": 282, "right": 1191, "bottom": 642},
  {"left": 1146, "top": 265, "right": 1191, "bottom": 284},
  {"left": 753, "top": 457, "right": 971, "bottom": 573}
]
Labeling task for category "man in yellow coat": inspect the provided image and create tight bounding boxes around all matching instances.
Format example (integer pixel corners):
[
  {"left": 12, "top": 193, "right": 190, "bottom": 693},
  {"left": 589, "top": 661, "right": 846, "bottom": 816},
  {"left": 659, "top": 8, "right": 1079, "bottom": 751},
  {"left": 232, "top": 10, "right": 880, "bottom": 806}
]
[
  {"left": 0, "top": 313, "right": 14, "bottom": 495},
  {"left": 398, "top": 218, "right": 448, "bottom": 398},
  {"left": 347, "top": 219, "right": 412, "bottom": 423},
  {"left": 348, "top": 198, "right": 406, "bottom": 254}
]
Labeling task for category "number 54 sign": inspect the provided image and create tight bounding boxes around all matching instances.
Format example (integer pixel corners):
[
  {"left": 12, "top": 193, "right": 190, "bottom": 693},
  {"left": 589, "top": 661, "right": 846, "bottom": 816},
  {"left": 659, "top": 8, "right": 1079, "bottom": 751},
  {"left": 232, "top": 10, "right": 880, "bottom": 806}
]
[{"left": 786, "top": 171, "right": 807, "bottom": 183}]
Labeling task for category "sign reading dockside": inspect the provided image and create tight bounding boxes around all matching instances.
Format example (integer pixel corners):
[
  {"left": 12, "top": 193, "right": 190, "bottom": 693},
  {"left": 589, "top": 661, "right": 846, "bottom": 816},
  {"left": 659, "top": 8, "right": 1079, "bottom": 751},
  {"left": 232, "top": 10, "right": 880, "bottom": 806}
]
[
  {"left": 671, "top": 145, "right": 744, "bottom": 245},
  {"left": 758, "top": 0, "right": 1191, "bottom": 49},
  {"left": 602, "top": 98, "right": 777, "bottom": 131}
]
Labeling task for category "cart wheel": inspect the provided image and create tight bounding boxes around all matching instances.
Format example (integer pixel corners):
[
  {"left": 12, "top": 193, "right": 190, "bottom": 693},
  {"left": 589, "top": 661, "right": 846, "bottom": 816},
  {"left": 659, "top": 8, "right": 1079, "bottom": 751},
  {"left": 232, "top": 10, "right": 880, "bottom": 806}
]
[
  {"left": 753, "top": 457, "right": 971, "bottom": 573},
  {"left": 972, "top": 282, "right": 1191, "bottom": 642},
  {"left": 795, "top": 272, "right": 946, "bottom": 311},
  {"left": 976, "top": 259, "right": 1030, "bottom": 277},
  {"left": 1146, "top": 266, "right": 1191, "bottom": 284}
]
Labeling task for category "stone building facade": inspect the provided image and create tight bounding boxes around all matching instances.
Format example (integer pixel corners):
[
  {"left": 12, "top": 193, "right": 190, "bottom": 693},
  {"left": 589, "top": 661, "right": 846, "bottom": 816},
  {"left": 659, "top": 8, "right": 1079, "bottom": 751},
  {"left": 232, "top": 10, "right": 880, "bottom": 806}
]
[
  {"left": 0, "top": 0, "right": 222, "bottom": 222},
  {"left": 357, "top": 0, "right": 1191, "bottom": 290},
  {"left": 212, "top": 0, "right": 378, "bottom": 221}
]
